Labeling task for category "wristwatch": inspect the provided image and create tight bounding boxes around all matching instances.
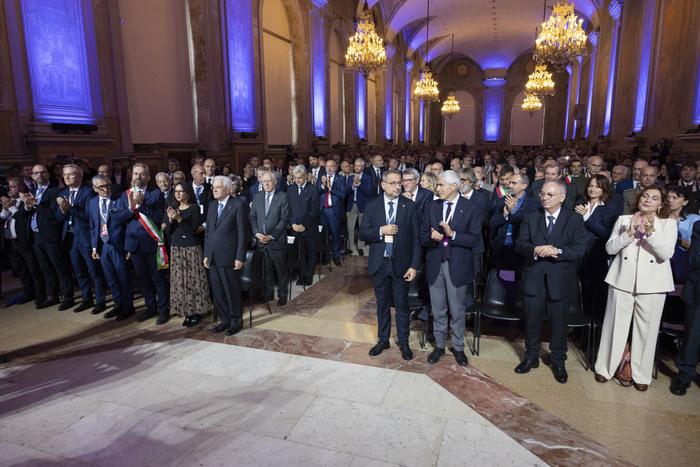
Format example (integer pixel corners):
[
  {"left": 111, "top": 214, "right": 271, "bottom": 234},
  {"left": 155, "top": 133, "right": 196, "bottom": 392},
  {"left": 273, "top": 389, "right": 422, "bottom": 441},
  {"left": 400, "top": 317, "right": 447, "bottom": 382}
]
[{"left": 557, "top": 248, "right": 563, "bottom": 255}]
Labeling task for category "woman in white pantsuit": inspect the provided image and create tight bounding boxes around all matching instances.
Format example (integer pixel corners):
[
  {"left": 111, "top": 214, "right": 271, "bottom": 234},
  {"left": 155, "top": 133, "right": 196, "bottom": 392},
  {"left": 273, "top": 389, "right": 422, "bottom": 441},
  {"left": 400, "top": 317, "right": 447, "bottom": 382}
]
[{"left": 594, "top": 186, "right": 677, "bottom": 391}]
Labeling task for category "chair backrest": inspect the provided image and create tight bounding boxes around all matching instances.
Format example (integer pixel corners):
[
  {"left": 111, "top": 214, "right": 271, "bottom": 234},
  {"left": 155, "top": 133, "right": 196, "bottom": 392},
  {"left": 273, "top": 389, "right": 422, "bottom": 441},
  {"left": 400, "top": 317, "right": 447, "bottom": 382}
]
[
  {"left": 564, "top": 279, "right": 588, "bottom": 327},
  {"left": 407, "top": 265, "right": 430, "bottom": 309},
  {"left": 316, "top": 225, "right": 328, "bottom": 250},
  {"left": 285, "top": 236, "right": 300, "bottom": 268},
  {"left": 240, "top": 249, "right": 264, "bottom": 290},
  {"left": 480, "top": 269, "right": 524, "bottom": 320}
]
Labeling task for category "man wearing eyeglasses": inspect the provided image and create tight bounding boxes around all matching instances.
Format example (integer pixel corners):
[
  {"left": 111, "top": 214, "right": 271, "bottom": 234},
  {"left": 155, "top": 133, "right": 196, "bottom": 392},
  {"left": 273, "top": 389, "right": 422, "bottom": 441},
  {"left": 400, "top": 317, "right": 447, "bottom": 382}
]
[
  {"left": 401, "top": 168, "right": 432, "bottom": 215},
  {"left": 360, "top": 169, "right": 421, "bottom": 360},
  {"left": 514, "top": 179, "right": 587, "bottom": 384}
]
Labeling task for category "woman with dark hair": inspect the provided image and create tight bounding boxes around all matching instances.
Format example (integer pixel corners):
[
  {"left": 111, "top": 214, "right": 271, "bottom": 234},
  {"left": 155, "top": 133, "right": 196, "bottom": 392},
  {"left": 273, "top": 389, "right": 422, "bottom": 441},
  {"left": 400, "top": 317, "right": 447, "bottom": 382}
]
[
  {"left": 594, "top": 186, "right": 677, "bottom": 391},
  {"left": 575, "top": 174, "right": 619, "bottom": 316},
  {"left": 666, "top": 186, "right": 700, "bottom": 284},
  {"left": 163, "top": 182, "right": 212, "bottom": 327},
  {"left": 659, "top": 163, "right": 679, "bottom": 185}
]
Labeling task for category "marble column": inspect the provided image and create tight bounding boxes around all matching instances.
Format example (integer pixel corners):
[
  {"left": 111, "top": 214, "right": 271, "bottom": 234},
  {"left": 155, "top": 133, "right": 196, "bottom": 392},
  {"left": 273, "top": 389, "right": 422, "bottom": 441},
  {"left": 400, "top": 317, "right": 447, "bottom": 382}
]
[
  {"left": 482, "top": 78, "right": 507, "bottom": 143},
  {"left": 604, "top": 0, "right": 624, "bottom": 136}
]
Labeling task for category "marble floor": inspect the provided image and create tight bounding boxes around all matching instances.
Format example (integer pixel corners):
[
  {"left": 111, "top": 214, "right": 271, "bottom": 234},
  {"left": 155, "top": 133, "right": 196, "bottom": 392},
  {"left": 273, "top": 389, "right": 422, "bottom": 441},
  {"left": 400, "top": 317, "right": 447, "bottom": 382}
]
[{"left": 0, "top": 256, "right": 698, "bottom": 466}]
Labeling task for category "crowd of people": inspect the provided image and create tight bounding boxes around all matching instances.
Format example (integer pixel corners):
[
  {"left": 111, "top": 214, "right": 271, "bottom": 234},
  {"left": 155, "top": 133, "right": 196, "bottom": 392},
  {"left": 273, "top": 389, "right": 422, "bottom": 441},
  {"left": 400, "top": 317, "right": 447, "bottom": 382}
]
[{"left": 0, "top": 145, "right": 698, "bottom": 396}]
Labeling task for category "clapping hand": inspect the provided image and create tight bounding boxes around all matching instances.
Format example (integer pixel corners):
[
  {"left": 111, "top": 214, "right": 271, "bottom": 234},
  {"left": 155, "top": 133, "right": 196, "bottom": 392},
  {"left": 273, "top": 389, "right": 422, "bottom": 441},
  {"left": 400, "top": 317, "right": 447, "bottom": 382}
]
[
  {"left": 0, "top": 196, "right": 11, "bottom": 211},
  {"left": 57, "top": 196, "right": 71, "bottom": 214},
  {"left": 574, "top": 204, "right": 587, "bottom": 216},
  {"left": 19, "top": 192, "right": 35, "bottom": 209},
  {"left": 430, "top": 227, "right": 444, "bottom": 242},
  {"left": 166, "top": 206, "right": 181, "bottom": 222}
]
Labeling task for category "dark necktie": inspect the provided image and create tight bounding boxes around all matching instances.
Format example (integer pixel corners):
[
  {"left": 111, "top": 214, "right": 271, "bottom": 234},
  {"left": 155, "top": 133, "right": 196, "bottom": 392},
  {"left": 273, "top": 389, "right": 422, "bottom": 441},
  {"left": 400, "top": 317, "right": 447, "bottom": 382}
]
[
  {"left": 442, "top": 202, "right": 452, "bottom": 262},
  {"left": 101, "top": 198, "right": 109, "bottom": 243},
  {"left": 386, "top": 201, "right": 394, "bottom": 257},
  {"left": 298, "top": 186, "right": 302, "bottom": 196},
  {"left": 69, "top": 189, "right": 77, "bottom": 205},
  {"left": 547, "top": 215, "right": 555, "bottom": 236}
]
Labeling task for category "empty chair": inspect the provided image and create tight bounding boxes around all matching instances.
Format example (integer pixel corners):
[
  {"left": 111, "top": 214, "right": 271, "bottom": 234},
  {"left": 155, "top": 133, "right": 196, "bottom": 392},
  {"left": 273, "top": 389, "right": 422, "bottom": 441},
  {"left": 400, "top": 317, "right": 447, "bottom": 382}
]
[
  {"left": 316, "top": 225, "right": 331, "bottom": 278},
  {"left": 285, "top": 235, "right": 301, "bottom": 298},
  {"left": 475, "top": 269, "right": 525, "bottom": 356},
  {"left": 564, "top": 280, "right": 594, "bottom": 371},
  {"left": 239, "top": 249, "right": 270, "bottom": 327}
]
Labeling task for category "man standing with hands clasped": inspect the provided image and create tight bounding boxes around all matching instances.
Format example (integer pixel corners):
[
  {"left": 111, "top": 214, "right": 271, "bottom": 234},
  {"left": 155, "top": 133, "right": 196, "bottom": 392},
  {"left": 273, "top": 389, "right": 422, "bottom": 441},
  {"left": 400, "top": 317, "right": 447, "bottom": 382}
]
[{"left": 360, "top": 169, "right": 421, "bottom": 360}]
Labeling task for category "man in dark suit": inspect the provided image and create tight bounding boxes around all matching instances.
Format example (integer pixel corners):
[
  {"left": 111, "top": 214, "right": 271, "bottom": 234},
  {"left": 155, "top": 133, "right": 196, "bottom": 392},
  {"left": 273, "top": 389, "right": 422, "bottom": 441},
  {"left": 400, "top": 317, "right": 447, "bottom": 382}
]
[
  {"left": 251, "top": 170, "right": 291, "bottom": 306},
  {"left": 401, "top": 168, "right": 432, "bottom": 216},
  {"left": 317, "top": 159, "right": 346, "bottom": 266},
  {"left": 346, "top": 158, "right": 371, "bottom": 255},
  {"left": 120, "top": 163, "right": 169, "bottom": 324},
  {"left": 489, "top": 173, "right": 539, "bottom": 270},
  {"left": 288, "top": 165, "right": 320, "bottom": 287},
  {"left": 611, "top": 165, "right": 632, "bottom": 193},
  {"left": 515, "top": 179, "right": 587, "bottom": 384},
  {"left": 364, "top": 154, "right": 385, "bottom": 199},
  {"left": 57, "top": 164, "right": 106, "bottom": 313},
  {"left": 359, "top": 169, "right": 421, "bottom": 360},
  {"left": 529, "top": 162, "right": 580, "bottom": 210},
  {"left": 89, "top": 175, "right": 134, "bottom": 319},
  {"left": 204, "top": 176, "right": 249, "bottom": 336},
  {"left": 190, "top": 164, "right": 212, "bottom": 218},
  {"left": 98, "top": 165, "right": 123, "bottom": 196},
  {"left": 17, "top": 164, "right": 73, "bottom": 309},
  {"left": 306, "top": 154, "right": 326, "bottom": 183},
  {"left": 622, "top": 165, "right": 658, "bottom": 214},
  {"left": 420, "top": 170, "right": 483, "bottom": 367}
]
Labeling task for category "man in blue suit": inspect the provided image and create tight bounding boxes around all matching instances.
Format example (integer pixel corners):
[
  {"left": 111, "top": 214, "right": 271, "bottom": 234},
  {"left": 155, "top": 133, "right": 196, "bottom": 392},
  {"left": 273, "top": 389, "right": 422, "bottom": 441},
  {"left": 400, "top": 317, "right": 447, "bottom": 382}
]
[
  {"left": 359, "top": 169, "right": 421, "bottom": 360},
  {"left": 89, "top": 175, "right": 134, "bottom": 319},
  {"left": 288, "top": 165, "right": 320, "bottom": 286},
  {"left": 317, "top": 159, "right": 346, "bottom": 266},
  {"left": 363, "top": 154, "right": 385, "bottom": 199},
  {"left": 57, "top": 164, "right": 106, "bottom": 314},
  {"left": 346, "top": 158, "right": 371, "bottom": 256},
  {"left": 120, "top": 163, "right": 169, "bottom": 324},
  {"left": 421, "top": 170, "right": 483, "bottom": 367},
  {"left": 401, "top": 168, "right": 432, "bottom": 216}
]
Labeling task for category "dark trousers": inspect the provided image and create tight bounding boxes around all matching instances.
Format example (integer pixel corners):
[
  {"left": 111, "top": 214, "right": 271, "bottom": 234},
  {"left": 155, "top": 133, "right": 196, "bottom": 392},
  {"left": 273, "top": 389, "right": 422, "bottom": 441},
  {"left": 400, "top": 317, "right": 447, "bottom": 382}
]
[
  {"left": 67, "top": 234, "right": 106, "bottom": 304},
  {"left": 8, "top": 239, "right": 45, "bottom": 301},
  {"left": 34, "top": 234, "right": 73, "bottom": 300},
  {"left": 209, "top": 264, "right": 242, "bottom": 327},
  {"left": 676, "top": 304, "right": 700, "bottom": 384},
  {"left": 320, "top": 208, "right": 342, "bottom": 258},
  {"left": 101, "top": 243, "right": 133, "bottom": 312},
  {"left": 523, "top": 280, "right": 569, "bottom": 365},
  {"left": 372, "top": 257, "right": 410, "bottom": 345},
  {"left": 297, "top": 233, "right": 317, "bottom": 281},
  {"left": 263, "top": 247, "right": 287, "bottom": 299},
  {"left": 129, "top": 246, "right": 169, "bottom": 313}
]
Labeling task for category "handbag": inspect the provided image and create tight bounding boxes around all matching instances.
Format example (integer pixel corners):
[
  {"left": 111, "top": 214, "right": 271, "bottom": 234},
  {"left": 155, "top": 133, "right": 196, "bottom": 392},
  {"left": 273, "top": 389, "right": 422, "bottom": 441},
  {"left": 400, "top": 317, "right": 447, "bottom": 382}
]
[{"left": 615, "top": 342, "right": 633, "bottom": 386}]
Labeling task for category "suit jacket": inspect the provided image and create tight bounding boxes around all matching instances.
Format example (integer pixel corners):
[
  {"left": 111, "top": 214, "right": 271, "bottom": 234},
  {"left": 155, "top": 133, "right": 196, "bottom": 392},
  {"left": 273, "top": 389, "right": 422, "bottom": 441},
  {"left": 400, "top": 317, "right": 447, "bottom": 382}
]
[
  {"left": 681, "top": 220, "right": 700, "bottom": 305},
  {"left": 89, "top": 194, "right": 131, "bottom": 254},
  {"left": 307, "top": 165, "right": 326, "bottom": 183},
  {"left": 250, "top": 190, "right": 290, "bottom": 249},
  {"left": 120, "top": 187, "right": 165, "bottom": 253},
  {"left": 622, "top": 187, "right": 641, "bottom": 215},
  {"left": 411, "top": 186, "right": 434, "bottom": 215},
  {"left": 203, "top": 196, "right": 249, "bottom": 267},
  {"left": 192, "top": 182, "right": 213, "bottom": 218},
  {"left": 15, "top": 184, "right": 63, "bottom": 243},
  {"left": 604, "top": 215, "right": 676, "bottom": 294},
  {"left": 346, "top": 172, "right": 371, "bottom": 213},
  {"left": 288, "top": 183, "right": 319, "bottom": 237},
  {"left": 317, "top": 173, "right": 347, "bottom": 219},
  {"left": 489, "top": 193, "right": 540, "bottom": 255},
  {"left": 363, "top": 166, "right": 384, "bottom": 199},
  {"left": 614, "top": 178, "right": 634, "bottom": 194},
  {"left": 58, "top": 185, "right": 96, "bottom": 249},
  {"left": 515, "top": 208, "right": 587, "bottom": 300},
  {"left": 420, "top": 196, "right": 483, "bottom": 287},
  {"left": 359, "top": 195, "right": 421, "bottom": 277}
]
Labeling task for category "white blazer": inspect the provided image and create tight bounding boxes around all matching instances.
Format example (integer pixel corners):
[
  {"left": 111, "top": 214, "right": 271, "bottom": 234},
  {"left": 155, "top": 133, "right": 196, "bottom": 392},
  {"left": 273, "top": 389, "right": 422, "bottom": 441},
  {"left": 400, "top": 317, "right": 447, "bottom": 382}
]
[{"left": 604, "top": 215, "right": 677, "bottom": 294}]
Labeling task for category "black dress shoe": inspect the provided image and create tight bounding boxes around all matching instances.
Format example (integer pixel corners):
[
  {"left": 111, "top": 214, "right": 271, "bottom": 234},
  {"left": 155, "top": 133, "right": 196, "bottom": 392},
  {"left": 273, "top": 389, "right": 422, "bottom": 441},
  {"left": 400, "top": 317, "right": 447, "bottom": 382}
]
[
  {"left": 552, "top": 365, "right": 568, "bottom": 384},
  {"left": 155, "top": 313, "right": 170, "bottom": 325},
  {"left": 0, "top": 355, "right": 8, "bottom": 364},
  {"left": 670, "top": 379, "right": 691, "bottom": 396},
  {"left": 104, "top": 307, "right": 122, "bottom": 319},
  {"left": 277, "top": 297, "right": 287, "bottom": 307},
  {"left": 225, "top": 324, "right": 243, "bottom": 336},
  {"left": 454, "top": 349, "right": 469, "bottom": 367},
  {"left": 428, "top": 347, "right": 445, "bottom": 364},
  {"left": 358, "top": 249, "right": 364, "bottom": 256},
  {"left": 304, "top": 279, "right": 313, "bottom": 286},
  {"left": 368, "top": 341, "right": 390, "bottom": 356},
  {"left": 256, "top": 296, "right": 273, "bottom": 305},
  {"left": 36, "top": 298, "right": 60, "bottom": 309},
  {"left": 399, "top": 344, "right": 413, "bottom": 361},
  {"left": 182, "top": 316, "right": 193, "bottom": 327},
  {"left": 58, "top": 299, "right": 76, "bottom": 311},
  {"left": 332, "top": 257, "right": 342, "bottom": 267},
  {"left": 91, "top": 303, "right": 107, "bottom": 315},
  {"left": 73, "top": 300, "right": 94, "bottom": 313},
  {"left": 136, "top": 309, "right": 158, "bottom": 322},
  {"left": 296, "top": 279, "right": 304, "bottom": 286},
  {"left": 213, "top": 324, "right": 227, "bottom": 333},
  {"left": 116, "top": 309, "right": 135, "bottom": 321},
  {"left": 514, "top": 359, "right": 540, "bottom": 374}
]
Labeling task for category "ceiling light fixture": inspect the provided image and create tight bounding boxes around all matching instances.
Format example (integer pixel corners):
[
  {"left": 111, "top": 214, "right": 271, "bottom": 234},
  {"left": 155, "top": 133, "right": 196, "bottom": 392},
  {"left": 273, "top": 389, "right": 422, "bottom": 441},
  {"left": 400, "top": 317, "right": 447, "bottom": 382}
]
[
  {"left": 414, "top": 0, "right": 439, "bottom": 102},
  {"left": 534, "top": 0, "right": 587, "bottom": 71},
  {"left": 522, "top": 93, "right": 543, "bottom": 115},
  {"left": 441, "top": 34, "right": 460, "bottom": 118},
  {"left": 344, "top": 1, "right": 387, "bottom": 77}
]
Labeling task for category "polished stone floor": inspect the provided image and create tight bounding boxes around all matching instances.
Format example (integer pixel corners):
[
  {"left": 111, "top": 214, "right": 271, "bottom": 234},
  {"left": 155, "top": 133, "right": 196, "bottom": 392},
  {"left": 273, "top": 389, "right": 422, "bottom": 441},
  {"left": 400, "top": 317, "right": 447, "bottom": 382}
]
[{"left": 0, "top": 256, "right": 698, "bottom": 466}]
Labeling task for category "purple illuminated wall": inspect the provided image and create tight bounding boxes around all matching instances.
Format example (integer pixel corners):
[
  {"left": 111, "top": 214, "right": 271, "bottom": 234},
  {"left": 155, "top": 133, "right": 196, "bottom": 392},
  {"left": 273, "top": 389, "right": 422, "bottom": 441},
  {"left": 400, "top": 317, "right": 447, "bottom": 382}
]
[
  {"left": 483, "top": 78, "right": 506, "bottom": 142},
  {"left": 385, "top": 70, "right": 393, "bottom": 140},
  {"left": 357, "top": 73, "right": 366, "bottom": 139},
  {"left": 223, "top": 0, "right": 256, "bottom": 132},
  {"left": 419, "top": 100, "right": 424, "bottom": 142},
  {"left": 695, "top": 57, "right": 700, "bottom": 125},
  {"left": 564, "top": 66, "right": 572, "bottom": 139},
  {"left": 604, "top": 0, "right": 624, "bottom": 136},
  {"left": 585, "top": 32, "right": 599, "bottom": 138},
  {"left": 405, "top": 62, "right": 413, "bottom": 141},
  {"left": 311, "top": 7, "right": 326, "bottom": 136},
  {"left": 21, "top": 0, "right": 98, "bottom": 123},
  {"left": 633, "top": 0, "right": 655, "bottom": 132}
]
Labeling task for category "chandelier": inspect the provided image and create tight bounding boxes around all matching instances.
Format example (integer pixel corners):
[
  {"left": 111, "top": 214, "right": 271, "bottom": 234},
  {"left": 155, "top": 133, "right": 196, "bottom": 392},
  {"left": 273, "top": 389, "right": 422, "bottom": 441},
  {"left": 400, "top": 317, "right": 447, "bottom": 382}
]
[
  {"left": 441, "top": 91, "right": 460, "bottom": 117},
  {"left": 441, "top": 35, "right": 460, "bottom": 117},
  {"left": 534, "top": 0, "right": 587, "bottom": 71},
  {"left": 414, "top": 0, "right": 439, "bottom": 102},
  {"left": 522, "top": 93, "right": 543, "bottom": 115},
  {"left": 526, "top": 63, "right": 555, "bottom": 97},
  {"left": 345, "top": 1, "right": 387, "bottom": 77}
]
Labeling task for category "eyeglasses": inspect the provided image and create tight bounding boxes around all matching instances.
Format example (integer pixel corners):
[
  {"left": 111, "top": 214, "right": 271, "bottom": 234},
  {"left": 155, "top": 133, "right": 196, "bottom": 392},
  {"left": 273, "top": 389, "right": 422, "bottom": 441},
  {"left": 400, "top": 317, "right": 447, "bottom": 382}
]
[
  {"left": 384, "top": 181, "right": 402, "bottom": 187},
  {"left": 94, "top": 185, "right": 110, "bottom": 190},
  {"left": 539, "top": 192, "right": 562, "bottom": 198},
  {"left": 402, "top": 178, "right": 416, "bottom": 183},
  {"left": 32, "top": 170, "right": 48, "bottom": 175}
]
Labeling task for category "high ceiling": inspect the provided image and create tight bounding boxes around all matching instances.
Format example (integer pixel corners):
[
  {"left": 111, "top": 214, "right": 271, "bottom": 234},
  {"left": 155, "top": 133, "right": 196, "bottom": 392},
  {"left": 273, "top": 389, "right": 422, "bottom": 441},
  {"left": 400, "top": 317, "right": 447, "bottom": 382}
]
[{"left": 367, "top": 0, "right": 602, "bottom": 70}]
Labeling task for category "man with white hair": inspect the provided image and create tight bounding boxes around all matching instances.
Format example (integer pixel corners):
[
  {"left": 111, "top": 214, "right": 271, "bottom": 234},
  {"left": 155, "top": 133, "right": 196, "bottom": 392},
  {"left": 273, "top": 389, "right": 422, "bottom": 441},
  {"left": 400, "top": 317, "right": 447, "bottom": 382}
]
[{"left": 346, "top": 158, "right": 370, "bottom": 255}]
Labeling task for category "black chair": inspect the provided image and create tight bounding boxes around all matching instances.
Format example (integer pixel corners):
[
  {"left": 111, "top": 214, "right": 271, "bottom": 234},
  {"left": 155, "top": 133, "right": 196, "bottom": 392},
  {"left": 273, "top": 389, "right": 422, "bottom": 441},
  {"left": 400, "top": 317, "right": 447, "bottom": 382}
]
[
  {"left": 654, "top": 290, "right": 685, "bottom": 379},
  {"left": 564, "top": 280, "right": 594, "bottom": 371},
  {"left": 475, "top": 268, "right": 525, "bottom": 356},
  {"left": 285, "top": 235, "right": 301, "bottom": 299},
  {"left": 239, "top": 249, "right": 270, "bottom": 328},
  {"left": 316, "top": 225, "right": 331, "bottom": 278}
]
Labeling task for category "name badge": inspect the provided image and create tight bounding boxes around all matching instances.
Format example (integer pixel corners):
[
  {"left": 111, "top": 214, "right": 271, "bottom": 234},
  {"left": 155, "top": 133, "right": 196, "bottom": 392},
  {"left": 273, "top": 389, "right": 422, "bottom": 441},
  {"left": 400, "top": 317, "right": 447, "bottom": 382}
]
[
  {"left": 200, "top": 205, "right": 204, "bottom": 215},
  {"left": 101, "top": 223, "right": 108, "bottom": 236},
  {"left": 385, "top": 235, "right": 394, "bottom": 244}
]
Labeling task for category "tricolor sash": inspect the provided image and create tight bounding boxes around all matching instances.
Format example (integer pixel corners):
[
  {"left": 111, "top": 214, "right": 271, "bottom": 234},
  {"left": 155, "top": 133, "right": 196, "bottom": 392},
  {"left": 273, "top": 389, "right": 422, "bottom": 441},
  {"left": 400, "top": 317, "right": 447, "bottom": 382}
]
[{"left": 134, "top": 205, "right": 169, "bottom": 270}]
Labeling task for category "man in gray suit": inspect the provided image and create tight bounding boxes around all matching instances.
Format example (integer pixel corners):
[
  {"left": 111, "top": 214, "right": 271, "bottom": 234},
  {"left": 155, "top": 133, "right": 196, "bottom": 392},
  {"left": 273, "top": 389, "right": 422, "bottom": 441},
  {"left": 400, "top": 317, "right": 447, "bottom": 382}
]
[{"left": 251, "top": 171, "right": 291, "bottom": 306}]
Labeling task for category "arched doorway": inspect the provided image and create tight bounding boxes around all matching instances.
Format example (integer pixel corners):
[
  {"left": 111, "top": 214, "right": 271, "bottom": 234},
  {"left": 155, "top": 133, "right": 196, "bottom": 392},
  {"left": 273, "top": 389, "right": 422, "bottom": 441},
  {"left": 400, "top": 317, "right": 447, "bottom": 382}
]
[
  {"left": 444, "top": 90, "right": 476, "bottom": 146},
  {"left": 510, "top": 90, "right": 544, "bottom": 146}
]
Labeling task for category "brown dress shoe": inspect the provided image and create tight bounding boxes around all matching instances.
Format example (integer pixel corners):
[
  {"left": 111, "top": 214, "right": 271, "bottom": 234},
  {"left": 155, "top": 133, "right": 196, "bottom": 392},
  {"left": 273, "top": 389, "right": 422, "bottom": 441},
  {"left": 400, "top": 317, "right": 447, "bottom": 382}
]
[
  {"left": 633, "top": 382, "right": 648, "bottom": 392},
  {"left": 594, "top": 373, "right": 608, "bottom": 383}
]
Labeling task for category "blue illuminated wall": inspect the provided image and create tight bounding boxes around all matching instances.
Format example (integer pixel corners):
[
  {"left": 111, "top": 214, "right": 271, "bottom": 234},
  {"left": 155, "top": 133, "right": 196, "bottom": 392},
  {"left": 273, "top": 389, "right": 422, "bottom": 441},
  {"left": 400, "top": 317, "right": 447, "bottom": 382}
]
[
  {"left": 604, "top": 0, "right": 624, "bottom": 136},
  {"left": 585, "top": 32, "right": 599, "bottom": 138},
  {"left": 694, "top": 57, "right": 700, "bottom": 125},
  {"left": 483, "top": 78, "right": 506, "bottom": 142},
  {"left": 311, "top": 6, "right": 326, "bottom": 136},
  {"left": 633, "top": 0, "right": 656, "bottom": 132},
  {"left": 419, "top": 100, "right": 424, "bottom": 142},
  {"left": 223, "top": 0, "right": 256, "bottom": 132},
  {"left": 21, "top": 0, "right": 98, "bottom": 123},
  {"left": 405, "top": 62, "right": 413, "bottom": 141},
  {"left": 564, "top": 66, "right": 572, "bottom": 139},
  {"left": 385, "top": 70, "right": 393, "bottom": 140},
  {"left": 357, "top": 73, "right": 366, "bottom": 139}
]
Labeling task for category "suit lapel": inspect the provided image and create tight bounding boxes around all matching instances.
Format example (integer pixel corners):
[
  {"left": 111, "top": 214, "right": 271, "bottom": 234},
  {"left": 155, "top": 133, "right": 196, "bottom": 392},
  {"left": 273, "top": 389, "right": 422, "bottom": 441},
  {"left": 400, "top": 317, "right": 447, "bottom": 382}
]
[{"left": 215, "top": 198, "right": 232, "bottom": 227}]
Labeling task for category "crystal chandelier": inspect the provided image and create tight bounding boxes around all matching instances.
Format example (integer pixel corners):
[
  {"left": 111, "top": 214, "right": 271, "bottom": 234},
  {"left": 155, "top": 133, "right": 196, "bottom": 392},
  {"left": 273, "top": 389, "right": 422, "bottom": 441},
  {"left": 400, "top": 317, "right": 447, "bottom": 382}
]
[
  {"left": 526, "top": 63, "right": 555, "bottom": 97},
  {"left": 345, "top": 1, "right": 387, "bottom": 77},
  {"left": 441, "top": 91, "right": 460, "bottom": 117},
  {"left": 522, "top": 93, "right": 543, "bottom": 115},
  {"left": 414, "top": 0, "right": 439, "bottom": 102},
  {"left": 534, "top": 0, "right": 587, "bottom": 71}
]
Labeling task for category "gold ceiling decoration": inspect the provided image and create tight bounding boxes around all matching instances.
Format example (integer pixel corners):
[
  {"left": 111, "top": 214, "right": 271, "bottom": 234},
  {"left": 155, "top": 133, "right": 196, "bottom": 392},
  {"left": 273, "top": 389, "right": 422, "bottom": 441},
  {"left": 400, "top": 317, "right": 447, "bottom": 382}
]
[
  {"left": 344, "top": 1, "right": 387, "bottom": 77},
  {"left": 534, "top": 0, "right": 587, "bottom": 71}
]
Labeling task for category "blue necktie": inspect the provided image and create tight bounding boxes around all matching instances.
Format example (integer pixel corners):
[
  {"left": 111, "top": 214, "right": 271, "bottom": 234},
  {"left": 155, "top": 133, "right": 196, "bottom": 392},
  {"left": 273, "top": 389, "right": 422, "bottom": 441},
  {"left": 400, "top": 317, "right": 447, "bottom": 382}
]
[
  {"left": 217, "top": 201, "right": 224, "bottom": 219},
  {"left": 30, "top": 185, "right": 47, "bottom": 232},
  {"left": 265, "top": 192, "right": 272, "bottom": 215},
  {"left": 385, "top": 201, "right": 394, "bottom": 257},
  {"left": 547, "top": 215, "right": 555, "bottom": 236}
]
